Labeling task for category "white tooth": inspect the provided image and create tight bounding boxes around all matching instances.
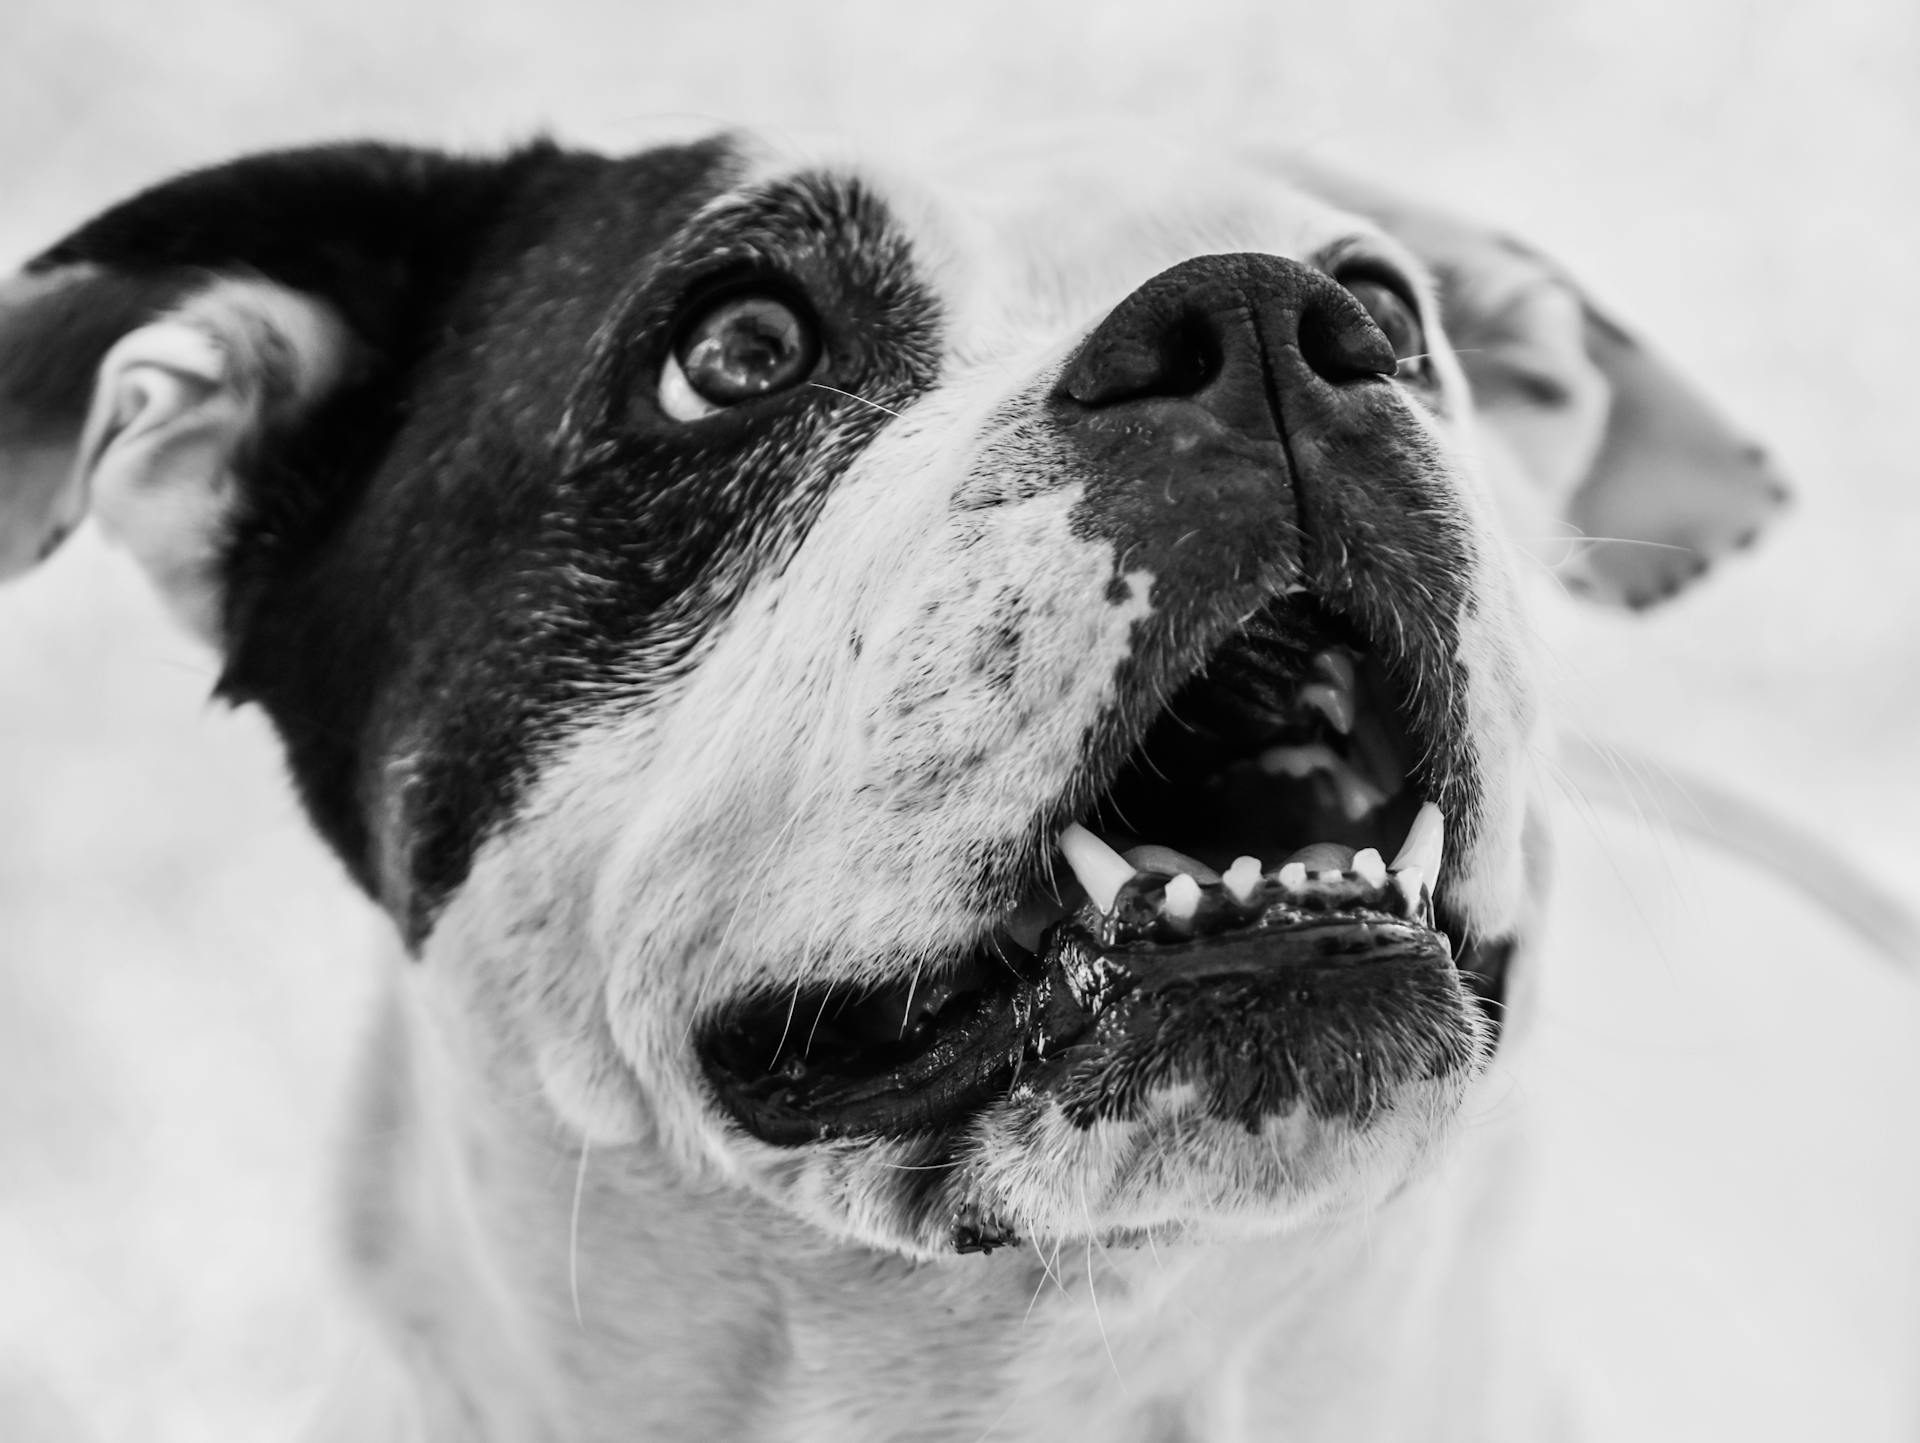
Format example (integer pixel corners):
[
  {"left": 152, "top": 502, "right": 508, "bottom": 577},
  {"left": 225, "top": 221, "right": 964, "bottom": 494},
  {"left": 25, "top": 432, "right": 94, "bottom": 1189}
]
[
  {"left": 1390, "top": 802, "right": 1445, "bottom": 889},
  {"left": 1351, "top": 847, "right": 1387, "bottom": 887},
  {"left": 1314, "top": 649, "right": 1358, "bottom": 692},
  {"left": 1163, "top": 873, "right": 1202, "bottom": 922},
  {"left": 1299, "top": 682, "right": 1356, "bottom": 735},
  {"left": 1392, "top": 867, "right": 1424, "bottom": 917},
  {"left": 1058, "top": 823, "right": 1136, "bottom": 915},
  {"left": 1259, "top": 743, "right": 1341, "bottom": 779},
  {"left": 1277, "top": 861, "right": 1308, "bottom": 891},
  {"left": 1223, "top": 856, "right": 1263, "bottom": 904}
]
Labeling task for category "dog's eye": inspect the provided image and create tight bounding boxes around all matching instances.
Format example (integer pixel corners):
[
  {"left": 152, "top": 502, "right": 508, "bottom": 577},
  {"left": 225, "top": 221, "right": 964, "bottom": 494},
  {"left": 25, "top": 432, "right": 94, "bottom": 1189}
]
[
  {"left": 658, "top": 292, "right": 821, "bottom": 420},
  {"left": 1339, "top": 275, "right": 1428, "bottom": 378}
]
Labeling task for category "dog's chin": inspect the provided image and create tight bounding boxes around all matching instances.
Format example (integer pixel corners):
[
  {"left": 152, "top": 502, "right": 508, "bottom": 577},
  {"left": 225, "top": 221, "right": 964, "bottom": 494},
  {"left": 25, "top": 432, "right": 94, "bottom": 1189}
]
[
  {"left": 566, "top": 590, "right": 1523, "bottom": 1260},
  {"left": 950, "top": 1067, "right": 1486, "bottom": 1250},
  {"left": 696, "top": 595, "right": 1513, "bottom": 1254},
  {"left": 721, "top": 1066, "right": 1486, "bottom": 1259}
]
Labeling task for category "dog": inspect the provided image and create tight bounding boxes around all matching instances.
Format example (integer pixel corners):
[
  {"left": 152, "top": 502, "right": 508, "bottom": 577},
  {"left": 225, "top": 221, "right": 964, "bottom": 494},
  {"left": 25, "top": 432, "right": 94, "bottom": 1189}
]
[{"left": 0, "top": 131, "right": 1786, "bottom": 1441}]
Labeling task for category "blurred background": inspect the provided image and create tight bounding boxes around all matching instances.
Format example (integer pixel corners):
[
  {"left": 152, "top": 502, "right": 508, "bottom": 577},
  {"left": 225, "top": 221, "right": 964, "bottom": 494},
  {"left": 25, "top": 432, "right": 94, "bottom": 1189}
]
[{"left": 1, "top": 1, "right": 1916, "bottom": 1439}]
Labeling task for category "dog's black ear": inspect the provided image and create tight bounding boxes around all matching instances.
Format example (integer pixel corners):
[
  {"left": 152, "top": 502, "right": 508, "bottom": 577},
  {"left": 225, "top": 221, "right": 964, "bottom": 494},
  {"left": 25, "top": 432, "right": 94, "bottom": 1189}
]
[
  {"left": 0, "top": 144, "right": 540, "bottom": 637},
  {"left": 1283, "top": 162, "right": 1789, "bottom": 609}
]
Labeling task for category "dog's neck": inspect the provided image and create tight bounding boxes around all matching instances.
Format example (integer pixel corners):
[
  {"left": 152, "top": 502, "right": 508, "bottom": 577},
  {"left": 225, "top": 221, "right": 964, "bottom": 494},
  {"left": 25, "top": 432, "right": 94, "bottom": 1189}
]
[{"left": 325, "top": 972, "right": 1547, "bottom": 1443}]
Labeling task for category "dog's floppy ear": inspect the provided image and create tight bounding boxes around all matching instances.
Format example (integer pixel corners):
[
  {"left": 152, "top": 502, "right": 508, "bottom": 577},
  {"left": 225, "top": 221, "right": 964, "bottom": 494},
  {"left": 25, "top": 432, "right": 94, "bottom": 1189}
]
[
  {"left": 0, "top": 265, "right": 353, "bottom": 639},
  {"left": 1284, "top": 161, "right": 1789, "bottom": 608},
  {"left": 0, "top": 144, "right": 536, "bottom": 639}
]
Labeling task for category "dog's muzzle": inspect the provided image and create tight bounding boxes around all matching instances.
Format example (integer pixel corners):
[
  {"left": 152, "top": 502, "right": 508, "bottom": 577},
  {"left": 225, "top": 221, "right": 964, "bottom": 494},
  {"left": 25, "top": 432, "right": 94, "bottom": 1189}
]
[{"left": 703, "top": 255, "right": 1514, "bottom": 1148}]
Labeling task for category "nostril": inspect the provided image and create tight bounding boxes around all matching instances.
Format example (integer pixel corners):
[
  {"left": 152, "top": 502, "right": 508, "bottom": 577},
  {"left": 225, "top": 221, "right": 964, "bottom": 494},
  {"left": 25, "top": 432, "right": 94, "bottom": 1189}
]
[
  {"left": 1062, "top": 306, "right": 1223, "bottom": 407},
  {"left": 1161, "top": 309, "right": 1222, "bottom": 397},
  {"left": 1299, "top": 295, "right": 1398, "bottom": 384}
]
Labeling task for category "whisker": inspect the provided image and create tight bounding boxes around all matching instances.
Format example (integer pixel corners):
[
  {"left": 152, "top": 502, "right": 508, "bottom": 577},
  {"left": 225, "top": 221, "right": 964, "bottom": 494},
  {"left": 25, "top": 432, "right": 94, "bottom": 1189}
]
[
  {"left": 898, "top": 961, "right": 924, "bottom": 1041},
  {"left": 569, "top": 1138, "right": 592, "bottom": 1329},
  {"left": 808, "top": 381, "right": 903, "bottom": 418},
  {"left": 1522, "top": 533, "right": 1695, "bottom": 554},
  {"left": 1078, "top": 1179, "right": 1125, "bottom": 1386}
]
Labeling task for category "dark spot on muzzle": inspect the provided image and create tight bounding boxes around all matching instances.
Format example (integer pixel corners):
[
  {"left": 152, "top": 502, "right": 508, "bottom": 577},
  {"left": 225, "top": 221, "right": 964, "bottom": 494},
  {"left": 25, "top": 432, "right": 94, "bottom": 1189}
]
[
  {"left": 1051, "top": 252, "right": 1399, "bottom": 605},
  {"left": 1047, "top": 252, "right": 1493, "bottom": 910}
]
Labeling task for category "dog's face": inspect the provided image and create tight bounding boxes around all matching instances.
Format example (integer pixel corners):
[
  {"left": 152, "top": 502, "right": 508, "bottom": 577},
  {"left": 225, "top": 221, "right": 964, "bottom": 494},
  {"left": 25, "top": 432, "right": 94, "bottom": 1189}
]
[{"left": 0, "top": 133, "right": 1783, "bottom": 1259}]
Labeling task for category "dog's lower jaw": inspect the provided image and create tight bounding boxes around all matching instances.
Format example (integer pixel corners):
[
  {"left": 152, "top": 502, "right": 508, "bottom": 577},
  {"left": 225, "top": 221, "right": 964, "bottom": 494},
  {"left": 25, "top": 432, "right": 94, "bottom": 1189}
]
[{"left": 322, "top": 967, "right": 1559, "bottom": 1443}]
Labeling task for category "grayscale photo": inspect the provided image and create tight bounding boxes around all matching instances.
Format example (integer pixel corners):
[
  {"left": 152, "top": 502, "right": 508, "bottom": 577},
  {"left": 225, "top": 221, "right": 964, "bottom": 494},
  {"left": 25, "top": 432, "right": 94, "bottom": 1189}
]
[{"left": 1, "top": 3, "right": 1916, "bottom": 1440}]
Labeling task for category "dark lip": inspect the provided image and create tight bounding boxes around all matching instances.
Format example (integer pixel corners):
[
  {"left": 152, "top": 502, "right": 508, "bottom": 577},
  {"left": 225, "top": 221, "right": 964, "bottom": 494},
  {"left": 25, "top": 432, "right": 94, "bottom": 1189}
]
[
  {"left": 700, "top": 902, "right": 1511, "bottom": 1146},
  {"left": 699, "top": 591, "right": 1507, "bottom": 1147}
]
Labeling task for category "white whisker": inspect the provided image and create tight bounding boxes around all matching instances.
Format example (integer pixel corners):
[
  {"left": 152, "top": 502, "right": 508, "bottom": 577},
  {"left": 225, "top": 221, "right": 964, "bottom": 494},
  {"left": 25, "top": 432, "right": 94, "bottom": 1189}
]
[
  {"left": 807, "top": 381, "right": 903, "bottom": 418},
  {"left": 569, "top": 1138, "right": 592, "bottom": 1329}
]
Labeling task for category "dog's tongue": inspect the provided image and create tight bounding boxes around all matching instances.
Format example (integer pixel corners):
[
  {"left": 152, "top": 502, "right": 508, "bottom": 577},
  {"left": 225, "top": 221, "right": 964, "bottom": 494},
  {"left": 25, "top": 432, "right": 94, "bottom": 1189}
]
[{"left": 1122, "top": 845, "right": 1220, "bottom": 882}]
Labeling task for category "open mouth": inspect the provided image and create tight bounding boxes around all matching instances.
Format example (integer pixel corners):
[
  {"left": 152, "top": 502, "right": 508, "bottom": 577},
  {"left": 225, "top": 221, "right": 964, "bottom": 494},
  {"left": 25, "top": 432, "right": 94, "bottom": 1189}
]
[{"left": 701, "top": 599, "right": 1510, "bottom": 1147}]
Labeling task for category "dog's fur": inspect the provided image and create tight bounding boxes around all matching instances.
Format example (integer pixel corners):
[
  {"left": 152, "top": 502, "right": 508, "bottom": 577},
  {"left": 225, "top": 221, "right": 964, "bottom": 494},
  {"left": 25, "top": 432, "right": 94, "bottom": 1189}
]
[{"left": 0, "top": 131, "right": 1784, "bottom": 1442}]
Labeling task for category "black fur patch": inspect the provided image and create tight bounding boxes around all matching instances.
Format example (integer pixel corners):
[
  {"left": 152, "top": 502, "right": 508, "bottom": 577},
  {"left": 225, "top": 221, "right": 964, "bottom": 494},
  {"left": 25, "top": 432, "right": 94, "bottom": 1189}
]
[
  {"left": 1045, "top": 949, "right": 1477, "bottom": 1130},
  {"left": 25, "top": 143, "right": 942, "bottom": 938}
]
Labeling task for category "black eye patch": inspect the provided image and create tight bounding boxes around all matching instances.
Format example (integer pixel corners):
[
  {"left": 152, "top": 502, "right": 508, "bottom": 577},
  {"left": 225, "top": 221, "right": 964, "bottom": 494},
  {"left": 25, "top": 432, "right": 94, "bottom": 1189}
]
[{"left": 378, "top": 169, "right": 942, "bottom": 935}]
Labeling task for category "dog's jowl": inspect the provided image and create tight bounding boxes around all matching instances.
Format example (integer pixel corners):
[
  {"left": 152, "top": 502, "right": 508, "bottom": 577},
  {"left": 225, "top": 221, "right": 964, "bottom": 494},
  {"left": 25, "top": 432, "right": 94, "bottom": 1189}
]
[{"left": 0, "top": 135, "right": 1786, "bottom": 1442}]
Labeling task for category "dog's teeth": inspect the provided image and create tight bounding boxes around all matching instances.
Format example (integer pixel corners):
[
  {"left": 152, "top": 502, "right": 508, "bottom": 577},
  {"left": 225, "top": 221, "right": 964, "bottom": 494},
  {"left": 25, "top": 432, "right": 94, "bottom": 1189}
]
[
  {"left": 1392, "top": 867, "right": 1427, "bottom": 919},
  {"left": 1277, "top": 862, "right": 1308, "bottom": 890},
  {"left": 1162, "top": 873, "right": 1202, "bottom": 922},
  {"left": 1351, "top": 847, "right": 1387, "bottom": 887},
  {"left": 1223, "top": 855, "right": 1263, "bottom": 903},
  {"left": 1313, "top": 649, "right": 1358, "bottom": 692},
  {"left": 1260, "top": 743, "right": 1338, "bottom": 779},
  {"left": 1390, "top": 802, "right": 1445, "bottom": 889},
  {"left": 1299, "top": 682, "right": 1355, "bottom": 734},
  {"left": 1059, "top": 823, "right": 1135, "bottom": 915},
  {"left": 1263, "top": 745, "right": 1386, "bottom": 820}
]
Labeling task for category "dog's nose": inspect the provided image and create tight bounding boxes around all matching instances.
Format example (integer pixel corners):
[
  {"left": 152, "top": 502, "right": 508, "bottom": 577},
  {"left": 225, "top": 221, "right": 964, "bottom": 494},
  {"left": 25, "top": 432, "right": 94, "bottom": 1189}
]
[
  {"left": 1057, "top": 253, "right": 1395, "bottom": 438},
  {"left": 1048, "top": 254, "right": 1405, "bottom": 607}
]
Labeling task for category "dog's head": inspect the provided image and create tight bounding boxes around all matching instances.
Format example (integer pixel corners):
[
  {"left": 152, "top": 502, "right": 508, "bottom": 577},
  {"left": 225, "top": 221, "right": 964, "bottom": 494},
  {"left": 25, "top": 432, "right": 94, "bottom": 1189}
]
[{"left": 0, "top": 134, "right": 1784, "bottom": 1257}]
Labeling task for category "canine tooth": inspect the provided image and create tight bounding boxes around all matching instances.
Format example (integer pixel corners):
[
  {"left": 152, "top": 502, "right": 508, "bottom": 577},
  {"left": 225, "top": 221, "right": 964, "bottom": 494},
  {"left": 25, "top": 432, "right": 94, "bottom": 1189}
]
[
  {"left": 1299, "top": 682, "right": 1356, "bottom": 734},
  {"left": 1392, "top": 867, "right": 1426, "bottom": 918},
  {"left": 1313, "top": 649, "right": 1358, "bottom": 692},
  {"left": 1223, "top": 856, "right": 1263, "bottom": 903},
  {"left": 1058, "top": 824, "right": 1135, "bottom": 914},
  {"left": 1351, "top": 847, "right": 1387, "bottom": 887},
  {"left": 1162, "top": 873, "right": 1202, "bottom": 921},
  {"left": 1277, "top": 862, "right": 1308, "bottom": 890},
  {"left": 1390, "top": 802, "right": 1445, "bottom": 888}
]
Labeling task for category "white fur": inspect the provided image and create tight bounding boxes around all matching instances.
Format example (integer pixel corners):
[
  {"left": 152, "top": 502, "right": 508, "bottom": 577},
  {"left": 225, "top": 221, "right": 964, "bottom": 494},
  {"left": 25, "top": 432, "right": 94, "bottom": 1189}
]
[
  {"left": 315, "top": 143, "right": 1577, "bottom": 1442},
  {"left": 15, "top": 138, "right": 1776, "bottom": 1442}
]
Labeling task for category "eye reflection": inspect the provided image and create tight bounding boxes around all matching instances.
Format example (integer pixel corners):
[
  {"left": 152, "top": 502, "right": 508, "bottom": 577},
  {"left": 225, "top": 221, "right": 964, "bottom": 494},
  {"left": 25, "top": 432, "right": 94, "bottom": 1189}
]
[{"left": 658, "top": 292, "right": 820, "bottom": 420}]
